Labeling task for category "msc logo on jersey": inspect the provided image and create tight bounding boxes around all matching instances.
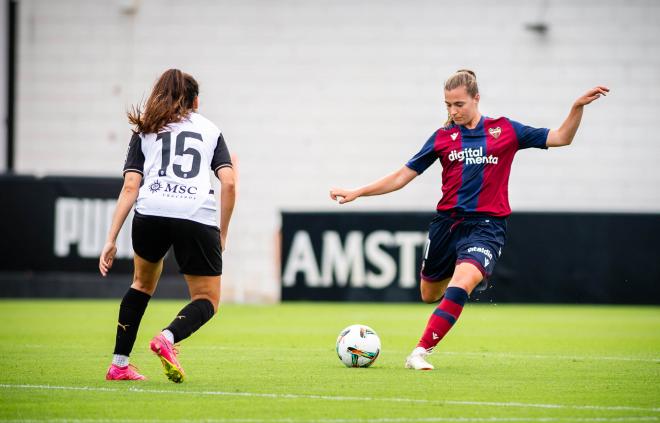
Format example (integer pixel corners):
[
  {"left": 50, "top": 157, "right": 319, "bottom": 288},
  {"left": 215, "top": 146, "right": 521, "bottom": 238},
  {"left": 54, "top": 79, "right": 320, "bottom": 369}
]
[
  {"left": 147, "top": 179, "right": 198, "bottom": 199},
  {"left": 149, "top": 180, "right": 163, "bottom": 193},
  {"left": 448, "top": 147, "right": 498, "bottom": 165},
  {"left": 164, "top": 183, "right": 198, "bottom": 195}
]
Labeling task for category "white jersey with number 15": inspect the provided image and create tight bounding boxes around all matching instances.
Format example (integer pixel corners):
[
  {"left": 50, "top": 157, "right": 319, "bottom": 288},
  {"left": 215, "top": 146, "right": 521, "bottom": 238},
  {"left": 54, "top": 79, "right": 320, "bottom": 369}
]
[{"left": 123, "top": 112, "right": 232, "bottom": 226}]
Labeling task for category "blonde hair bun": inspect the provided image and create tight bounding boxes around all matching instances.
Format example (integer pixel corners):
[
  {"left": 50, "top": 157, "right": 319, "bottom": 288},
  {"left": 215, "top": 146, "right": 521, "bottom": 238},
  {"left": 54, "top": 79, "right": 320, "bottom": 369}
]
[{"left": 456, "top": 69, "right": 476, "bottom": 79}]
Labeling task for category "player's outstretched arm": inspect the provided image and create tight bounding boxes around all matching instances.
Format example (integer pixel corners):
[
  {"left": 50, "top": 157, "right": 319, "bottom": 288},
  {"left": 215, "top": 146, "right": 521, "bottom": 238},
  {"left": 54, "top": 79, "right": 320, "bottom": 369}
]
[
  {"left": 330, "top": 165, "right": 418, "bottom": 204},
  {"left": 546, "top": 85, "right": 609, "bottom": 148},
  {"left": 99, "top": 172, "right": 142, "bottom": 276},
  {"left": 217, "top": 166, "right": 236, "bottom": 252}
]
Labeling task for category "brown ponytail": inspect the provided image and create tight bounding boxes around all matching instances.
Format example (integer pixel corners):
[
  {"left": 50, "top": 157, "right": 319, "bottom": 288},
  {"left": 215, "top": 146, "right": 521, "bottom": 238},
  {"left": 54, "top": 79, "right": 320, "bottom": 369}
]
[
  {"left": 444, "top": 69, "right": 479, "bottom": 127},
  {"left": 128, "top": 69, "right": 199, "bottom": 134}
]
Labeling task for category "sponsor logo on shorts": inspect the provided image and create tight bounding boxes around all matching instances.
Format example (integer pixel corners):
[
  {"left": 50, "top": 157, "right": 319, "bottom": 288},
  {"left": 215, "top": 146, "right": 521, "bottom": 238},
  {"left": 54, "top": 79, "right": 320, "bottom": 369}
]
[
  {"left": 467, "top": 246, "right": 493, "bottom": 260},
  {"left": 448, "top": 147, "right": 498, "bottom": 165}
]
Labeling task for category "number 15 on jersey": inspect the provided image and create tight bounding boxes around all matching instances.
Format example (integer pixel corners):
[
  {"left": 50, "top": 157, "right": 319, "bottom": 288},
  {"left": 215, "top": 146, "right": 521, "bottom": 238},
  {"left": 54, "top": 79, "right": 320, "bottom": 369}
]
[{"left": 156, "top": 131, "right": 203, "bottom": 179}]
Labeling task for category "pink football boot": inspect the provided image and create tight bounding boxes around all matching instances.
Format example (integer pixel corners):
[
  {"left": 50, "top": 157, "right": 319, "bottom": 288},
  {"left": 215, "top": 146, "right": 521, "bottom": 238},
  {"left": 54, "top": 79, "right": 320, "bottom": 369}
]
[
  {"left": 150, "top": 333, "right": 185, "bottom": 383},
  {"left": 105, "top": 364, "right": 146, "bottom": 380}
]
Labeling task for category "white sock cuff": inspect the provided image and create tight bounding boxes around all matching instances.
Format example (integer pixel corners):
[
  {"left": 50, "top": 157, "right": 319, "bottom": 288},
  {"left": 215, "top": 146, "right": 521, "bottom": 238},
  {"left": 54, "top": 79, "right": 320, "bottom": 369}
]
[
  {"left": 112, "top": 354, "right": 129, "bottom": 367},
  {"left": 162, "top": 329, "right": 175, "bottom": 344}
]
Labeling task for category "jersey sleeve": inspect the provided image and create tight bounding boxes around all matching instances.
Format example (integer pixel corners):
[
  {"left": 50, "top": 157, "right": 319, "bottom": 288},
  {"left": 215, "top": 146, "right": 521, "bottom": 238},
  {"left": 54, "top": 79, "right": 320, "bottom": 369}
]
[
  {"left": 211, "top": 133, "right": 232, "bottom": 176},
  {"left": 405, "top": 131, "right": 438, "bottom": 174},
  {"left": 123, "top": 132, "right": 145, "bottom": 176},
  {"left": 508, "top": 119, "right": 550, "bottom": 150}
]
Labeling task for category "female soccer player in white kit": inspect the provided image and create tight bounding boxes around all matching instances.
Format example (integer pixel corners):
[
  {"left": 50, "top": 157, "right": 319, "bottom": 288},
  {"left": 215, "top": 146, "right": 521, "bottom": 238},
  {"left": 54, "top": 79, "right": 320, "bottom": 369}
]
[{"left": 100, "top": 69, "right": 236, "bottom": 382}]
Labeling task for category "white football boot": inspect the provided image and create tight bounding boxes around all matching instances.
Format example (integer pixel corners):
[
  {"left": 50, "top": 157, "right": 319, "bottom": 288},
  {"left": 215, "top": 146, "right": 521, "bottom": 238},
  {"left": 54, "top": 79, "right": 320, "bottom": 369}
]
[{"left": 405, "top": 346, "right": 434, "bottom": 370}]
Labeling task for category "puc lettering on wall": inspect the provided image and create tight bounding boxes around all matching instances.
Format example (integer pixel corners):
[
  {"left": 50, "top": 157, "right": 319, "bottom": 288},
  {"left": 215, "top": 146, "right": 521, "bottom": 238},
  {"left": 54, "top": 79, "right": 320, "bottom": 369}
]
[{"left": 54, "top": 198, "right": 134, "bottom": 259}]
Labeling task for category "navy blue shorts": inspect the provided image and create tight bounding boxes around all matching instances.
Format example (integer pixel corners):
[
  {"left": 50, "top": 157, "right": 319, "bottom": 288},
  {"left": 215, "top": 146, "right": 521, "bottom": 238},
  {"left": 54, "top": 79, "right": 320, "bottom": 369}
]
[{"left": 421, "top": 211, "right": 507, "bottom": 290}]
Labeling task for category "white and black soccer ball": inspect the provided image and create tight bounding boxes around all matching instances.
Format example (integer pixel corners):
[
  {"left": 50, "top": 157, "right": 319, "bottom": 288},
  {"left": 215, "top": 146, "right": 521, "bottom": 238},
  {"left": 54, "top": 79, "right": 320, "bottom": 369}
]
[{"left": 336, "top": 324, "right": 381, "bottom": 368}]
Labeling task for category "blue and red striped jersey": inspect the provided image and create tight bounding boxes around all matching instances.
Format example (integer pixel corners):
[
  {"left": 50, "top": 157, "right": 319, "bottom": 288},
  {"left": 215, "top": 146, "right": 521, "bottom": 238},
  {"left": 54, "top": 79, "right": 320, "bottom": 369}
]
[{"left": 406, "top": 116, "right": 549, "bottom": 217}]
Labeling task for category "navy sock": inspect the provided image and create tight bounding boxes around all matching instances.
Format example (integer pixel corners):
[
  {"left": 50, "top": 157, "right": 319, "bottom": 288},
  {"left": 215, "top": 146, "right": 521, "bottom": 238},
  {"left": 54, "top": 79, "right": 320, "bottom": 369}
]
[
  {"left": 113, "top": 288, "right": 151, "bottom": 356},
  {"left": 165, "top": 299, "right": 215, "bottom": 343}
]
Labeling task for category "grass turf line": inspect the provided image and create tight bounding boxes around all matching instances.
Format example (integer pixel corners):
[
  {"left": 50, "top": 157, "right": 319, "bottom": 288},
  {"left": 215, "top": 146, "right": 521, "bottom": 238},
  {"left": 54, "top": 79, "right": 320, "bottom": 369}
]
[{"left": 0, "top": 300, "right": 658, "bottom": 420}]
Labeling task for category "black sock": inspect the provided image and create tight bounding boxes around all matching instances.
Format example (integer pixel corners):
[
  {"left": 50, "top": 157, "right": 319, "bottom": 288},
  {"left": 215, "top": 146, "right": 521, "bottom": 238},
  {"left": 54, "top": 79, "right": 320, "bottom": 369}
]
[
  {"left": 165, "top": 299, "right": 215, "bottom": 343},
  {"left": 113, "top": 288, "right": 151, "bottom": 356}
]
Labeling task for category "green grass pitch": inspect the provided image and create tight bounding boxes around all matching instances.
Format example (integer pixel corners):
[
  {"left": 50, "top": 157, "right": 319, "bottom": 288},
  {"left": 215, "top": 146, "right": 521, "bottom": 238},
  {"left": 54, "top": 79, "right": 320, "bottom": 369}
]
[{"left": 0, "top": 300, "right": 658, "bottom": 422}]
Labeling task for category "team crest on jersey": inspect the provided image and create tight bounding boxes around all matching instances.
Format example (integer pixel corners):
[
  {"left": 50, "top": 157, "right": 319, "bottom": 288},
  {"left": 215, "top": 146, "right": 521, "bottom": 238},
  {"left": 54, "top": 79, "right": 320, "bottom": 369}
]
[
  {"left": 149, "top": 180, "right": 163, "bottom": 193},
  {"left": 488, "top": 127, "right": 502, "bottom": 139},
  {"left": 450, "top": 132, "right": 459, "bottom": 141}
]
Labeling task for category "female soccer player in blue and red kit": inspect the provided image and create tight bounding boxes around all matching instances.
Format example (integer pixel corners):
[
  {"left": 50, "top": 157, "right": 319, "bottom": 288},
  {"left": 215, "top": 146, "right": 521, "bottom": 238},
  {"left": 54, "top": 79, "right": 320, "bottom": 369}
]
[{"left": 330, "top": 70, "right": 608, "bottom": 370}]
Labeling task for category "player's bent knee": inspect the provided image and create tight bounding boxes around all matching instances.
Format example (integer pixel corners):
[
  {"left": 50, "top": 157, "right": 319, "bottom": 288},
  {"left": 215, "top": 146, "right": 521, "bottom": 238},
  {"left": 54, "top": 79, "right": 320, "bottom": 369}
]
[
  {"left": 449, "top": 263, "right": 485, "bottom": 294},
  {"left": 421, "top": 292, "right": 441, "bottom": 304},
  {"left": 185, "top": 274, "right": 221, "bottom": 313},
  {"left": 420, "top": 277, "right": 449, "bottom": 303},
  {"left": 130, "top": 279, "right": 156, "bottom": 295},
  {"left": 420, "top": 284, "right": 444, "bottom": 302}
]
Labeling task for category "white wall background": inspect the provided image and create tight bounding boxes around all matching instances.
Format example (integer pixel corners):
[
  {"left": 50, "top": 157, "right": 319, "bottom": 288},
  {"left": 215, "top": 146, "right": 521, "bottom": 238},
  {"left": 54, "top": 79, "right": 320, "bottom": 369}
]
[{"left": 14, "top": 0, "right": 660, "bottom": 302}]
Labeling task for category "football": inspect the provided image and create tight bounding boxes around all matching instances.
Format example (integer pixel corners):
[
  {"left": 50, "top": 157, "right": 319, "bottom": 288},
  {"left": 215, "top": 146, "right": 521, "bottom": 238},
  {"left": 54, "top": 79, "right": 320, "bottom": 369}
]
[{"left": 336, "top": 324, "right": 381, "bottom": 368}]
